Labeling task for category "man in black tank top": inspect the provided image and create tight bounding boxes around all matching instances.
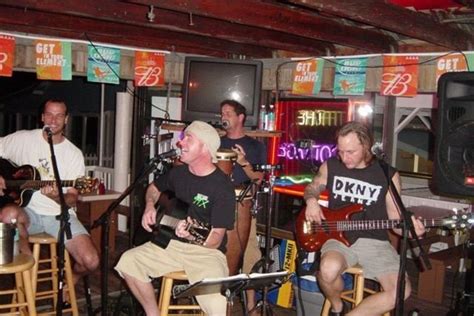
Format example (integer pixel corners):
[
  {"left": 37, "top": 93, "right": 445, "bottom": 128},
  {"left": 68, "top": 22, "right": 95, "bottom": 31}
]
[{"left": 303, "top": 121, "right": 426, "bottom": 316}]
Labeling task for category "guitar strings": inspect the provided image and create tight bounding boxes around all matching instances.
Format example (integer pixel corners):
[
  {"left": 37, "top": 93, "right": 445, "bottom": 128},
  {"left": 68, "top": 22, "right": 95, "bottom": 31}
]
[{"left": 305, "top": 218, "right": 456, "bottom": 232}]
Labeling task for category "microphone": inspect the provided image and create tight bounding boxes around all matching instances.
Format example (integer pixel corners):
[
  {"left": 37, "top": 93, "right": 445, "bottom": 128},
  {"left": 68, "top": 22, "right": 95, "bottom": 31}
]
[
  {"left": 155, "top": 148, "right": 182, "bottom": 161},
  {"left": 43, "top": 125, "right": 52, "bottom": 136},
  {"left": 371, "top": 142, "right": 385, "bottom": 159},
  {"left": 206, "top": 121, "right": 229, "bottom": 129},
  {"left": 221, "top": 120, "right": 230, "bottom": 129}
]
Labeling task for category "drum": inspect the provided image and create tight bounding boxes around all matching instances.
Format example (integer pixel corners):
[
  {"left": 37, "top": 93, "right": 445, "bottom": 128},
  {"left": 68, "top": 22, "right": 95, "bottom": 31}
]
[
  {"left": 215, "top": 149, "right": 237, "bottom": 177},
  {"left": 226, "top": 186, "right": 253, "bottom": 275}
]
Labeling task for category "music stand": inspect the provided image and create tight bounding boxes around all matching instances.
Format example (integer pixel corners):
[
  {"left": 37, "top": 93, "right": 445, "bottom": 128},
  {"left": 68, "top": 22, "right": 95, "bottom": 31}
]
[{"left": 173, "top": 271, "right": 289, "bottom": 316}]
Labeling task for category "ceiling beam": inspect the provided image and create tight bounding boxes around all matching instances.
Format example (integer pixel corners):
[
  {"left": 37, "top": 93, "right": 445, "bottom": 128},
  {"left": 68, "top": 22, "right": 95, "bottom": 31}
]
[
  {"left": 0, "top": 6, "right": 273, "bottom": 58},
  {"left": 288, "top": 0, "right": 474, "bottom": 50},
  {"left": 126, "top": 0, "right": 397, "bottom": 52},
  {"left": 0, "top": 0, "right": 334, "bottom": 56}
]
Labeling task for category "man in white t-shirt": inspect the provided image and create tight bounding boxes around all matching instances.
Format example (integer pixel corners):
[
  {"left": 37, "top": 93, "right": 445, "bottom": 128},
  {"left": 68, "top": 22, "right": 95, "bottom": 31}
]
[{"left": 0, "top": 99, "right": 99, "bottom": 291}]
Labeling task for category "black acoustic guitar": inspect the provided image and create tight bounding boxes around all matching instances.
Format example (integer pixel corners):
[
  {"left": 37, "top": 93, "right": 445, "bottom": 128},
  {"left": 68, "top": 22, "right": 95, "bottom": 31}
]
[
  {"left": 151, "top": 197, "right": 210, "bottom": 249},
  {"left": 0, "top": 158, "right": 97, "bottom": 208}
]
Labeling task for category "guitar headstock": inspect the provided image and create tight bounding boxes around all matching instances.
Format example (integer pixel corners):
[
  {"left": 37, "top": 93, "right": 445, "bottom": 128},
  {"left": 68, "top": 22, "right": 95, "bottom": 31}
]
[
  {"left": 441, "top": 210, "right": 474, "bottom": 230},
  {"left": 74, "top": 177, "right": 98, "bottom": 194}
]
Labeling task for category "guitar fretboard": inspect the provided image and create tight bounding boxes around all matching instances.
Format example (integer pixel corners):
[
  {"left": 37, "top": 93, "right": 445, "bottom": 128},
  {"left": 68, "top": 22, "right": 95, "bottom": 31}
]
[
  {"left": 315, "top": 218, "right": 456, "bottom": 232},
  {"left": 7, "top": 180, "right": 75, "bottom": 190}
]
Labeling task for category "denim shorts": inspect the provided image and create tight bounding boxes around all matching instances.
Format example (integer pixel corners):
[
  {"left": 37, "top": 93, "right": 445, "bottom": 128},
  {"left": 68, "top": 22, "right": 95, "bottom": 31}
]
[{"left": 25, "top": 207, "right": 89, "bottom": 243}]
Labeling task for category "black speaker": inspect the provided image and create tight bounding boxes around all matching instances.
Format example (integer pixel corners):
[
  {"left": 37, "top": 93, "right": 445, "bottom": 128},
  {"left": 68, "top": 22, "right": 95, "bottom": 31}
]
[{"left": 433, "top": 72, "right": 474, "bottom": 197}]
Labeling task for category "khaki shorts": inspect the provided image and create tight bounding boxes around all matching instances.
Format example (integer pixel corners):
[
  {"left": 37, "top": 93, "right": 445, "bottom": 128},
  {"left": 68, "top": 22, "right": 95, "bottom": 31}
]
[
  {"left": 115, "top": 240, "right": 229, "bottom": 315},
  {"left": 321, "top": 238, "right": 400, "bottom": 280}
]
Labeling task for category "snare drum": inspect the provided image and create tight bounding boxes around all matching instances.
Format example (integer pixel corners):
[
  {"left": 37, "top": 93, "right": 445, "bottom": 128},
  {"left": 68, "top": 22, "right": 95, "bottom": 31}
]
[{"left": 215, "top": 149, "right": 237, "bottom": 177}]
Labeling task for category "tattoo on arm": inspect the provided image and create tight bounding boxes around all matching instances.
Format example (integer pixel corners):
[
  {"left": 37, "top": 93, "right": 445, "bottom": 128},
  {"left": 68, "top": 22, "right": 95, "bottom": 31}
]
[{"left": 304, "top": 174, "right": 326, "bottom": 202}]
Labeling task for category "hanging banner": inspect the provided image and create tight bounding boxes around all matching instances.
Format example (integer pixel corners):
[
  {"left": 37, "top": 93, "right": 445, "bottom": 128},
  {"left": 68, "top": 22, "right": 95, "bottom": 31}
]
[
  {"left": 0, "top": 35, "right": 15, "bottom": 77},
  {"left": 35, "top": 39, "right": 72, "bottom": 80},
  {"left": 467, "top": 53, "right": 474, "bottom": 71},
  {"left": 291, "top": 58, "right": 324, "bottom": 95},
  {"left": 87, "top": 45, "right": 120, "bottom": 84},
  {"left": 436, "top": 53, "right": 468, "bottom": 82},
  {"left": 333, "top": 58, "right": 367, "bottom": 96},
  {"left": 381, "top": 55, "right": 419, "bottom": 97},
  {"left": 134, "top": 51, "right": 165, "bottom": 87}
]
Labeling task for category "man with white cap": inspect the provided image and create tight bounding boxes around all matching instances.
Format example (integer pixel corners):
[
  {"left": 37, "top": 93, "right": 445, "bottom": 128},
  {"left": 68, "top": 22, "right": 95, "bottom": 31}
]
[{"left": 115, "top": 121, "right": 235, "bottom": 315}]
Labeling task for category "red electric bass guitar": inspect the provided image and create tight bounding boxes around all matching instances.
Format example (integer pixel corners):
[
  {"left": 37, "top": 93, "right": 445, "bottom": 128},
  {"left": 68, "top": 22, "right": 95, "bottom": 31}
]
[{"left": 295, "top": 204, "right": 473, "bottom": 252}]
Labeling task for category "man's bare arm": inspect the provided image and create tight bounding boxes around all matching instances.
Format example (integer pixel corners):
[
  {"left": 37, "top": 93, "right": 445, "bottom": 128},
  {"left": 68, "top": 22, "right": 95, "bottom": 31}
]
[
  {"left": 303, "top": 162, "right": 328, "bottom": 223},
  {"left": 303, "top": 162, "right": 328, "bottom": 203}
]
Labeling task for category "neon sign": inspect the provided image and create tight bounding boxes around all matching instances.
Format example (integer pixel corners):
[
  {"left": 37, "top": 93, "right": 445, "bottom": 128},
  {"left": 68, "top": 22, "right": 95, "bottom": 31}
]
[
  {"left": 277, "top": 142, "right": 337, "bottom": 163},
  {"left": 297, "top": 110, "right": 345, "bottom": 127}
]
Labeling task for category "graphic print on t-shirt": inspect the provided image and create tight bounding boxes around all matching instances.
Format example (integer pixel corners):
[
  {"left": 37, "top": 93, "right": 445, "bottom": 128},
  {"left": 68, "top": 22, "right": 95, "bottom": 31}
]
[
  {"left": 37, "top": 158, "right": 52, "bottom": 178},
  {"left": 193, "top": 193, "right": 209, "bottom": 208},
  {"left": 332, "top": 176, "right": 382, "bottom": 206}
]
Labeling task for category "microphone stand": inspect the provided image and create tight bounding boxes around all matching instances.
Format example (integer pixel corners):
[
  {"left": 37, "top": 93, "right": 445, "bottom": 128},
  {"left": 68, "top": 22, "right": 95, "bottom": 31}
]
[
  {"left": 251, "top": 164, "right": 281, "bottom": 316},
  {"left": 375, "top": 157, "right": 431, "bottom": 316},
  {"left": 89, "top": 157, "right": 166, "bottom": 315},
  {"left": 45, "top": 129, "right": 72, "bottom": 316}
]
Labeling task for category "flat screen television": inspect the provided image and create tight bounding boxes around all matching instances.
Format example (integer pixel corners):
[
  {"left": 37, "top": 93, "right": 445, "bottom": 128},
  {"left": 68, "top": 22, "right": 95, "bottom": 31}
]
[{"left": 182, "top": 57, "right": 263, "bottom": 128}]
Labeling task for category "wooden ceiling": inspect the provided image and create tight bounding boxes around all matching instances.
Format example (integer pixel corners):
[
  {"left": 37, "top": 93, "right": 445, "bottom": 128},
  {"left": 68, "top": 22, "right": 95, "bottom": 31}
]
[{"left": 0, "top": 0, "right": 473, "bottom": 58}]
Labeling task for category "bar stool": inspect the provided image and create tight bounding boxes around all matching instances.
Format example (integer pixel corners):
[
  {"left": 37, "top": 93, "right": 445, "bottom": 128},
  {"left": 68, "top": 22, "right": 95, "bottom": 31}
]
[
  {"left": 157, "top": 270, "right": 204, "bottom": 315},
  {"left": 321, "top": 265, "right": 390, "bottom": 316},
  {"left": 0, "top": 253, "right": 36, "bottom": 315},
  {"left": 29, "top": 233, "right": 79, "bottom": 316}
]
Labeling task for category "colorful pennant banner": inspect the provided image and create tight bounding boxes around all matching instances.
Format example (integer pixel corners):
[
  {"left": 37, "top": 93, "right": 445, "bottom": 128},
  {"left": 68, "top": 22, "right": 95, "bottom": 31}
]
[
  {"left": 435, "top": 53, "right": 468, "bottom": 82},
  {"left": 381, "top": 55, "right": 419, "bottom": 97},
  {"left": 291, "top": 58, "right": 324, "bottom": 95},
  {"left": 134, "top": 51, "right": 165, "bottom": 87},
  {"left": 333, "top": 58, "right": 367, "bottom": 96},
  {"left": 0, "top": 35, "right": 15, "bottom": 77},
  {"left": 35, "top": 39, "right": 72, "bottom": 80},
  {"left": 87, "top": 45, "right": 120, "bottom": 84}
]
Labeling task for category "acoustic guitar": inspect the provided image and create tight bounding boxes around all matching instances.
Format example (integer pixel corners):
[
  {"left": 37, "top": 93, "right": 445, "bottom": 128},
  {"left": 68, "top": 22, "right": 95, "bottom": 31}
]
[
  {"left": 151, "top": 197, "right": 210, "bottom": 249},
  {"left": 0, "top": 158, "right": 97, "bottom": 207},
  {"left": 295, "top": 204, "right": 473, "bottom": 252}
]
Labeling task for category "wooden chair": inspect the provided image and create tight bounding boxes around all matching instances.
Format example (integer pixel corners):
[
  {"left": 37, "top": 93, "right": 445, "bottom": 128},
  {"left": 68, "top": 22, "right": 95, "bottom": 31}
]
[
  {"left": 157, "top": 270, "right": 204, "bottom": 315},
  {"left": 0, "top": 253, "right": 36, "bottom": 315},
  {"left": 321, "top": 265, "right": 391, "bottom": 316},
  {"left": 29, "top": 233, "right": 79, "bottom": 315}
]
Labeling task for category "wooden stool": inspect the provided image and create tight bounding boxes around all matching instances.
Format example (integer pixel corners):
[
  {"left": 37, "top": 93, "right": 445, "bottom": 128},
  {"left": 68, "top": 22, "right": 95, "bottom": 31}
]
[
  {"left": 29, "top": 233, "right": 79, "bottom": 316},
  {"left": 157, "top": 270, "right": 204, "bottom": 315},
  {"left": 0, "top": 253, "right": 36, "bottom": 315},
  {"left": 321, "top": 265, "right": 390, "bottom": 316}
]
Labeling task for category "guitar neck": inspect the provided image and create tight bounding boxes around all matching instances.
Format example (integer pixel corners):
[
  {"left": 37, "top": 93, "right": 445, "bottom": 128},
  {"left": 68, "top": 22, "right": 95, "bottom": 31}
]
[
  {"left": 7, "top": 180, "right": 75, "bottom": 190},
  {"left": 335, "top": 218, "right": 447, "bottom": 231}
]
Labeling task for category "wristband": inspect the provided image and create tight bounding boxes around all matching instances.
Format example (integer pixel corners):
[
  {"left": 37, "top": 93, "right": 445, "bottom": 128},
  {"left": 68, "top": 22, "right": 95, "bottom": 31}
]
[{"left": 239, "top": 162, "right": 249, "bottom": 168}]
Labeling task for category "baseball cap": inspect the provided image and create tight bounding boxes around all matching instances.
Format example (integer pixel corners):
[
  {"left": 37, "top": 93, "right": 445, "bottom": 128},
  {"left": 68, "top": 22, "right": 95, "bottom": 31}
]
[{"left": 185, "top": 121, "right": 220, "bottom": 163}]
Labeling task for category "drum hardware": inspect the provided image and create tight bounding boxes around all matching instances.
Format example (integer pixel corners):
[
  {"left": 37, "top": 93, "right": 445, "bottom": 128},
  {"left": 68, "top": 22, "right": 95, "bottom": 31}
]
[
  {"left": 251, "top": 190, "right": 263, "bottom": 217},
  {"left": 253, "top": 164, "right": 282, "bottom": 172},
  {"left": 236, "top": 179, "right": 258, "bottom": 204}
]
